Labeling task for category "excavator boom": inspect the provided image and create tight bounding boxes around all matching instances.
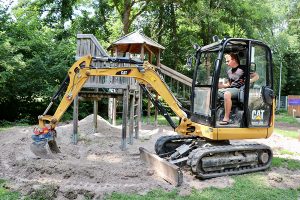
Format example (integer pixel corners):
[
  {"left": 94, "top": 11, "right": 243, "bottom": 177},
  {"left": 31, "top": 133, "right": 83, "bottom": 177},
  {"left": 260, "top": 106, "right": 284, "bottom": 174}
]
[{"left": 31, "top": 55, "right": 194, "bottom": 158}]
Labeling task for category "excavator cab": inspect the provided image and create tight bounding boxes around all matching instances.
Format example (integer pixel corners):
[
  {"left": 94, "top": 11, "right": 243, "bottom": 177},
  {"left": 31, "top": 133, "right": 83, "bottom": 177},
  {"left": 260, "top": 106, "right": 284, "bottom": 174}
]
[{"left": 190, "top": 38, "right": 274, "bottom": 129}]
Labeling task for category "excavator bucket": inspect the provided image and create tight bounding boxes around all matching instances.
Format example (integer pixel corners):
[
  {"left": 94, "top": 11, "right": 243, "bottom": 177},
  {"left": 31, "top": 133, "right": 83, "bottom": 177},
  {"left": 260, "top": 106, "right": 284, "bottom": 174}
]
[{"left": 30, "top": 138, "right": 60, "bottom": 159}]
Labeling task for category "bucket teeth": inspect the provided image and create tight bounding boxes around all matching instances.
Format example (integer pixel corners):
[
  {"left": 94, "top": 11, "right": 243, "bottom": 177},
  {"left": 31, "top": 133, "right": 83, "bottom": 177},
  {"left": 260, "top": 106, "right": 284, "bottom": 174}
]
[{"left": 48, "top": 140, "right": 61, "bottom": 153}]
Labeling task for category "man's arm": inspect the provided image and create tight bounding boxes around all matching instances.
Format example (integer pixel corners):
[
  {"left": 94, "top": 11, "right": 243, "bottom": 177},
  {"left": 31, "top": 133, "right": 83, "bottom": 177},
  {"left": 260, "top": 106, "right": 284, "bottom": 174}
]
[{"left": 218, "top": 82, "right": 230, "bottom": 89}]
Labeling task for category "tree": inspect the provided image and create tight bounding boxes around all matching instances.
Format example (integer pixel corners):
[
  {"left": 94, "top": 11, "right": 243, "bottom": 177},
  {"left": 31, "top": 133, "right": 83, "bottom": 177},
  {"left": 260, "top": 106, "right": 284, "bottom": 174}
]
[{"left": 111, "top": 0, "right": 151, "bottom": 34}]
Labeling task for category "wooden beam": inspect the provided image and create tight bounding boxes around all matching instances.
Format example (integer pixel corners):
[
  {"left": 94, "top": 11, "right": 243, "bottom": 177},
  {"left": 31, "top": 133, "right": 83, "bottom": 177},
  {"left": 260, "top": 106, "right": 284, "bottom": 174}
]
[
  {"left": 93, "top": 100, "right": 98, "bottom": 133},
  {"left": 141, "top": 44, "right": 145, "bottom": 61},
  {"left": 121, "top": 88, "right": 129, "bottom": 150}
]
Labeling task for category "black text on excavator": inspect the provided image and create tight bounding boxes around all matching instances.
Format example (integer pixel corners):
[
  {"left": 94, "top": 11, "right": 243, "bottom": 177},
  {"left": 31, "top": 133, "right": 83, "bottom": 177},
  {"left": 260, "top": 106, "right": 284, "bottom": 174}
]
[{"left": 31, "top": 38, "right": 275, "bottom": 185}]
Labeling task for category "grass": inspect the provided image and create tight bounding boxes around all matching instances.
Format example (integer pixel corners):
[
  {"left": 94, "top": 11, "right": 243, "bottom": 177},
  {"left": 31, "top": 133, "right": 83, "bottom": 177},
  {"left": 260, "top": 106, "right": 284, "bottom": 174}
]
[
  {"left": 106, "top": 173, "right": 300, "bottom": 200},
  {"left": 272, "top": 157, "right": 300, "bottom": 170},
  {"left": 274, "top": 110, "right": 299, "bottom": 139},
  {"left": 23, "top": 184, "right": 58, "bottom": 200},
  {"left": 274, "top": 128, "right": 299, "bottom": 139},
  {"left": 0, "top": 179, "right": 20, "bottom": 200},
  {"left": 277, "top": 149, "right": 300, "bottom": 156},
  {"left": 275, "top": 110, "right": 299, "bottom": 124},
  {"left": 0, "top": 120, "right": 30, "bottom": 131}
]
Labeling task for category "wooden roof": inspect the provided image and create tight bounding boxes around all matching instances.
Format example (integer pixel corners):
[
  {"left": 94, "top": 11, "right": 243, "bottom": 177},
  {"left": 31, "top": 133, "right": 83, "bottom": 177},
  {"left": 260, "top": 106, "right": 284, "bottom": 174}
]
[{"left": 108, "top": 31, "right": 165, "bottom": 54}]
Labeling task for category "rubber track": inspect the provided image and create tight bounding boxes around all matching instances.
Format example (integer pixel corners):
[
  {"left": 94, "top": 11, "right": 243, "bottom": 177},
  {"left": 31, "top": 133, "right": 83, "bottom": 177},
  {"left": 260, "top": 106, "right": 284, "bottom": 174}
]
[{"left": 187, "top": 143, "right": 273, "bottom": 179}]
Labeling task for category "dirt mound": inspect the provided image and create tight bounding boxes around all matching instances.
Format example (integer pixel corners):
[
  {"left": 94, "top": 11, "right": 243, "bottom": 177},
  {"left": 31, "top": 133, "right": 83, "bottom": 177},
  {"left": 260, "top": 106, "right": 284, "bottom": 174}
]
[{"left": 0, "top": 115, "right": 299, "bottom": 199}]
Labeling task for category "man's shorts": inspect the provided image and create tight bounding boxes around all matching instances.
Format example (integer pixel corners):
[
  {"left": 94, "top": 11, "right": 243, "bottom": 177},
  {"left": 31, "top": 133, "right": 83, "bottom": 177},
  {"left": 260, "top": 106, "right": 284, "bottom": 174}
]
[{"left": 218, "top": 88, "right": 240, "bottom": 99}]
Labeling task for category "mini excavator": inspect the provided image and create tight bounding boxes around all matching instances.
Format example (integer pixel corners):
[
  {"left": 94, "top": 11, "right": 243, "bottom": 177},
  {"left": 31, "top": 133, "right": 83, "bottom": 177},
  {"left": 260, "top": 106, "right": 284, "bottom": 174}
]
[{"left": 31, "top": 38, "right": 275, "bottom": 185}]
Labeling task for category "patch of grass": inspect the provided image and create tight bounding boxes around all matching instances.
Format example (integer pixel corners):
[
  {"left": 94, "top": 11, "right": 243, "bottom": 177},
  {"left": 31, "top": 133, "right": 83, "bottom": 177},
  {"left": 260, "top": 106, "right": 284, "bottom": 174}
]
[
  {"left": 0, "top": 179, "right": 20, "bottom": 200},
  {"left": 277, "top": 149, "right": 300, "bottom": 156},
  {"left": 0, "top": 120, "right": 30, "bottom": 131},
  {"left": 272, "top": 157, "right": 300, "bottom": 170},
  {"left": 107, "top": 189, "right": 178, "bottom": 200},
  {"left": 274, "top": 128, "right": 299, "bottom": 139},
  {"left": 275, "top": 111, "right": 299, "bottom": 124},
  {"left": 24, "top": 184, "right": 58, "bottom": 200},
  {"left": 105, "top": 174, "right": 299, "bottom": 200}
]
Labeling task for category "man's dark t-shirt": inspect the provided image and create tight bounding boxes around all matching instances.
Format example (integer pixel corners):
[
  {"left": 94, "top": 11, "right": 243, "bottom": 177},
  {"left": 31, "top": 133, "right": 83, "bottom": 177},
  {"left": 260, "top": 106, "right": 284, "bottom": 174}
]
[{"left": 227, "top": 65, "right": 246, "bottom": 88}]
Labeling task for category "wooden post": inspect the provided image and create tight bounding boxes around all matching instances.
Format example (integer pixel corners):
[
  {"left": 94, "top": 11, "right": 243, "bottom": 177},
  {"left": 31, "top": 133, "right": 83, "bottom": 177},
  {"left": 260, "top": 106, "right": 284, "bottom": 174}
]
[
  {"left": 141, "top": 44, "right": 145, "bottom": 61},
  {"left": 154, "top": 93, "right": 158, "bottom": 127},
  {"left": 147, "top": 96, "right": 151, "bottom": 125},
  {"left": 112, "top": 98, "right": 116, "bottom": 126},
  {"left": 108, "top": 98, "right": 112, "bottom": 124},
  {"left": 149, "top": 51, "right": 153, "bottom": 64},
  {"left": 72, "top": 96, "right": 79, "bottom": 144},
  {"left": 108, "top": 98, "right": 113, "bottom": 124},
  {"left": 129, "top": 92, "right": 134, "bottom": 144},
  {"left": 157, "top": 49, "right": 161, "bottom": 67},
  {"left": 136, "top": 86, "right": 142, "bottom": 139},
  {"left": 93, "top": 99, "right": 98, "bottom": 133},
  {"left": 121, "top": 88, "right": 129, "bottom": 150}
]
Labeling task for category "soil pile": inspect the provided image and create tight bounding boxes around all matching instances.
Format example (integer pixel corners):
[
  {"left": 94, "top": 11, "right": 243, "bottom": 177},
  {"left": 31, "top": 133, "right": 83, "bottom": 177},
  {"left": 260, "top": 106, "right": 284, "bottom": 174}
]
[{"left": 0, "top": 115, "right": 299, "bottom": 199}]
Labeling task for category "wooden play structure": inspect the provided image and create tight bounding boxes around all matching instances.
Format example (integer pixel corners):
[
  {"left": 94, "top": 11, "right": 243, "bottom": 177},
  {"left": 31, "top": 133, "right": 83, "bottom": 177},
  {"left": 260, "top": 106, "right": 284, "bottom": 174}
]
[{"left": 74, "top": 31, "right": 192, "bottom": 150}]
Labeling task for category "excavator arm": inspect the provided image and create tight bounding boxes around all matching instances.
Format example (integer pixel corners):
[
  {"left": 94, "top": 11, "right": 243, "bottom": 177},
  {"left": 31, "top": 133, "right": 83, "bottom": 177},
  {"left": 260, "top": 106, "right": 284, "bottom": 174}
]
[
  {"left": 31, "top": 55, "right": 197, "bottom": 158},
  {"left": 38, "top": 55, "right": 188, "bottom": 129}
]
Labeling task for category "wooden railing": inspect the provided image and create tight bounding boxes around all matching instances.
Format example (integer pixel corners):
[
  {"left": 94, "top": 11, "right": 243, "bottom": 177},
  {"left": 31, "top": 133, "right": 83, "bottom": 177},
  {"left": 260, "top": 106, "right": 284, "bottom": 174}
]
[
  {"left": 159, "top": 64, "right": 192, "bottom": 106},
  {"left": 76, "top": 34, "right": 192, "bottom": 105}
]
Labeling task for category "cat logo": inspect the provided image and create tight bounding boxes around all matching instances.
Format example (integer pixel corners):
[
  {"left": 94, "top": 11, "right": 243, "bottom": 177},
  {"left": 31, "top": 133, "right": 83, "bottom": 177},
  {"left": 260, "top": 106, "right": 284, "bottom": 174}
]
[
  {"left": 116, "top": 69, "right": 131, "bottom": 75},
  {"left": 251, "top": 110, "right": 265, "bottom": 121}
]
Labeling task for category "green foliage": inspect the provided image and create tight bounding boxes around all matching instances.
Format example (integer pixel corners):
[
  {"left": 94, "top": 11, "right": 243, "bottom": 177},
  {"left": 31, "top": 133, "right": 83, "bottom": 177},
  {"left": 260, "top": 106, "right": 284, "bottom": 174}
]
[
  {"left": 0, "top": 179, "right": 20, "bottom": 200},
  {"left": 0, "top": 0, "right": 300, "bottom": 123},
  {"left": 272, "top": 157, "right": 300, "bottom": 170}
]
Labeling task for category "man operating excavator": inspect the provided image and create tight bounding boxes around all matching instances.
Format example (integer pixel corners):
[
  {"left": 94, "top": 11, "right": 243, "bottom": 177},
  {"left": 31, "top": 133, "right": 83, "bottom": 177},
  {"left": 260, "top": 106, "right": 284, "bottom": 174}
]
[{"left": 218, "top": 53, "right": 259, "bottom": 125}]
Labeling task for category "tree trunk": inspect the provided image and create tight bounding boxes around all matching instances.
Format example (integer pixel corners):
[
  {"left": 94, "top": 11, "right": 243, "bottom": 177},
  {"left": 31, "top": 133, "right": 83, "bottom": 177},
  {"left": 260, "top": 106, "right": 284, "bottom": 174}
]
[
  {"left": 170, "top": 3, "right": 179, "bottom": 70},
  {"left": 122, "top": 0, "right": 131, "bottom": 34},
  {"left": 157, "top": 4, "right": 164, "bottom": 44}
]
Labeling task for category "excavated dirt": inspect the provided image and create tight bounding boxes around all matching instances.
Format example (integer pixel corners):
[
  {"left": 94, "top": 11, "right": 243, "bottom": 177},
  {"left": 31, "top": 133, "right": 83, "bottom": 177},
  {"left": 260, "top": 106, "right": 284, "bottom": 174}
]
[{"left": 0, "top": 115, "right": 300, "bottom": 199}]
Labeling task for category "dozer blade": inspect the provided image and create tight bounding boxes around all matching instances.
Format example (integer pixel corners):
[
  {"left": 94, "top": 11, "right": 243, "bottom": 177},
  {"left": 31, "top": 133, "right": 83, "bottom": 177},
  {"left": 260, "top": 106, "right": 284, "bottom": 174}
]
[
  {"left": 30, "top": 140, "right": 60, "bottom": 159},
  {"left": 139, "top": 147, "right": 183, "bottom": 186}
]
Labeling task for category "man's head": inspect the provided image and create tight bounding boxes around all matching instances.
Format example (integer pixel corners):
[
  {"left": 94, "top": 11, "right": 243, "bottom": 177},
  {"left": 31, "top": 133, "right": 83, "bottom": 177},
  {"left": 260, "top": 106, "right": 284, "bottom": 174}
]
[{"left": 225, "top": 53, "right": 239, "bottom": 68}]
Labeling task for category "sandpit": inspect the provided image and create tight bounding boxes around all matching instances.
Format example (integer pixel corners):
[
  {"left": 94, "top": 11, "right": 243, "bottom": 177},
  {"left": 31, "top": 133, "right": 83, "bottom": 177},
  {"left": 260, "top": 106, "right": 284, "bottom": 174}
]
[{"left": 0, "top": 114, "right": 299, "bottom": 199}]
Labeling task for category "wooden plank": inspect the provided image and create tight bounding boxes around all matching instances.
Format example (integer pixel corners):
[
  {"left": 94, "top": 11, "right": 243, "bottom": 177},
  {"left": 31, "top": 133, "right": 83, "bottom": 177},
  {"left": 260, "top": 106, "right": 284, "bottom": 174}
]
[
  {"left": 83, "top": 83, "right": 129, "bottom": 89},
  {"left": 76, "top": 39, "right": 81, "bottom": 57},
  {"left": 139, "top": 147, "right": 183, "bottom": 186},
  {"left": 89, "top": 35, "right": 109, "bottom": 56},
  {"left": 87, "top": 39, "right": 91, "bottom": 56},
  {"left": 160, "top": 64, "right": 192, "bottom": 86}
]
